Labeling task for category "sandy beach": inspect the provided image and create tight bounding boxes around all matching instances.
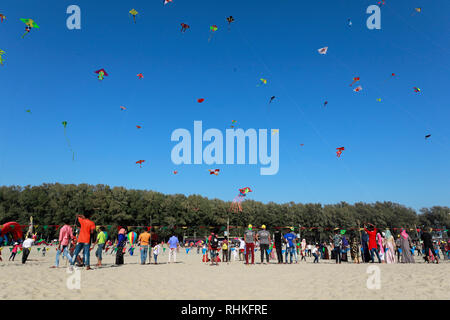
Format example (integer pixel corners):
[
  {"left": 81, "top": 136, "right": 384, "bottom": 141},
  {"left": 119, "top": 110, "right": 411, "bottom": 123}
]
[{"left": 0, "top": 247, "right": 448, "bottom": 300}]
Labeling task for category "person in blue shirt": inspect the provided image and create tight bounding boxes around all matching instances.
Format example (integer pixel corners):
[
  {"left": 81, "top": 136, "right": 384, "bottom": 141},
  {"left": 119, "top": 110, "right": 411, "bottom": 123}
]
[
  {"left": 283, "top": 227, "right": 297, "bottom": 264},
  {"left": 115, "top": 227, "right": 127, "bottom": 265},
  {"left": 168, "top": 234, "right": 180, "bottom": 263}
]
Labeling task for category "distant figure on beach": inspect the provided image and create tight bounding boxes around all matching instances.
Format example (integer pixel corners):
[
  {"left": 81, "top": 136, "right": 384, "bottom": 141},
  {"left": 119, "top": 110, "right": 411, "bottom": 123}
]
[
  {"left": 244, "top": 225, "right": 256, "bottom": 265},
  {"left": 399, "top": 229, "right": 415, "bottom": 263},
  {"left": 51, "top": 221, "right": 74, "bottom": 268},
  {"left": 22, "top": 236, "right": 34, "bottom": 264},
  {"left": 221, "top": 236, "right": 229, "bottom": 263},
  {"left": 364, "top": 223, "right": 381, "bottom": 263},
  {"left": 312, "top": 244, "right": 320, "bottom": 263},
  {"left": 332, "top": 229, "right": 342, "bottom": 264},
  {"left": 70, "top": 212, "right": 95, "bottom": 270},
  {"left": 384, "top": 229, "right": 396, "bottom": 264},
  {"left": 94, "top": 226, "right": 107, "bottom": 267},
  {"left": 209, "top": 232, "right": 219, "bottom": 266},
  {"left": 283, "top": 227, "right": 297, "bottom": 264},
  {"left": 9, "top": 242, "right": 20, "bottom": 261},
  {"left": 421, "top": 228, "right": 438, "bottom": 264},
  {"left": 239, "top": 238, "right": 245, "bottom": 261},
  {"left": 168, "top": 234, "right": 179, "bottom": 263},
  {"left": 116, "top": 227, "right": 127, "bottom": 265},
  {"left": 153, "top": 242, "right": 161, "bottom": 264},
  {"left": 273, "top": 229, "right": 283, "bottom": 264},
  {"left": 138, "top": 229, "right": 151, "bottom": 265},
  {"left": 257, "top": 225, "right": 271, "bottom": 264}
]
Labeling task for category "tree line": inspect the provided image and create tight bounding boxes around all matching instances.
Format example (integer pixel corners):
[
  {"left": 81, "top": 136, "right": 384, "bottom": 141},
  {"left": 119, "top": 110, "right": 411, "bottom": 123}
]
[{"left": 0, "top": 183, "right": 449, "bottom": 242}]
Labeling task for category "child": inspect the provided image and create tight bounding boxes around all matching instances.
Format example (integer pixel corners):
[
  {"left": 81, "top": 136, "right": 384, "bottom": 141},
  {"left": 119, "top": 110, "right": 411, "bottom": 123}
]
[
  {"left": 202, "top": 244, "right": 209, "bottom": 263},
  {"left": 9, "top": 242, "right": 20, "bottom": 261},
  {"left": 312, "top": 244, "right": 320, "bottom": 263},
  {"left": 42, "top": 246, "right": 47, "bottom": 256},
  {"left": 153, "top": 242, "right": 161, "bottom": 264}
]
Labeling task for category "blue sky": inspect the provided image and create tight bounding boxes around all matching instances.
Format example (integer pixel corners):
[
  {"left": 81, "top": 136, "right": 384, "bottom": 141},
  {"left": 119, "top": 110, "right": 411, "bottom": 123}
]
[{"left": 1, "top": 0, "right": 449, "bottom": 211}]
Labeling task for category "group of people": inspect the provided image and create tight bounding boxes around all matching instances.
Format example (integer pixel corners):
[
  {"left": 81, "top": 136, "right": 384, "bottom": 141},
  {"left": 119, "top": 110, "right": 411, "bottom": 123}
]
[{"left": 2, "top": 214, "right": 449, "bottom": 268}]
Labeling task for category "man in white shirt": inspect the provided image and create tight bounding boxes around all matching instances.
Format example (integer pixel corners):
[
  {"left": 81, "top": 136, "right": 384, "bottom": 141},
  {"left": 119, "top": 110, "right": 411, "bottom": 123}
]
[
  {"left": 22, "top": 236, "right": 35, "bottom": 264},
  {"left": 239, "top": 238, "right": 245, "bottom": 261}
]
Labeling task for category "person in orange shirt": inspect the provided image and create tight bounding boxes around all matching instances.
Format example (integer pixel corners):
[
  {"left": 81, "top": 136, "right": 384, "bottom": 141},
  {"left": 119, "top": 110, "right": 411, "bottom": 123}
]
[
  {"left": 138, "top": 230, "right": 151, "bottom": 265},
  {"left": 70, "top": 212, "right": 95, "bottom": 270}
]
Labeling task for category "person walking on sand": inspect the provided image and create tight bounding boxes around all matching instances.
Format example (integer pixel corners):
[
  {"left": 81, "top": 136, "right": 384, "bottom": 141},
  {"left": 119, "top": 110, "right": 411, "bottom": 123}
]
[
  {"left": 244, "top": 224, "right": 256, "bottom": 265},
  {"left": 283, "top": 227, "right": 297, "bottom": 264},
  {"left": 70, "top": 212, "right": 95, "bottom": 270},
  {"left": 399, "top": 228, "right": 415, "bottom": 263},
  {"left": 153, "top": 242, "right": 161, "bottom": 264},
  {"left": 9, "top": 242, "right": 20, "bottom": 261},
  {"left": 312, "top": 244, "right": 320, "bottom": 263},
  {"left": 94, "top": 226, "right": 107, "bottom": 267},
  {"left": 138, "top": 229, "right": 151, "bottom": 265},
  {"left": 300, "top": 239, "right": 307, "bottom": 262},
  {"left": 168, "top": 233, "right": 179, "bottom": 263},
  {"left": 421, "top": 228, "right": 438, "bottom": 264},
  {"left": 22, "top": 236, "right": 34, "bottom": 264},
  {"left": 51, "top": 221, "right": 74, "bottom": 268},
  {"left": 257, "top": 225, "right": 271, "bottom": 264}
]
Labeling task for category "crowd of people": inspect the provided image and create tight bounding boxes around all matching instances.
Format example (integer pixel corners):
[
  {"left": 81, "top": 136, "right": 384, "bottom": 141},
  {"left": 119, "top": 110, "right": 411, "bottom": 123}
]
[{"left": 1, "top": 212, "right": 449, "bottom": 268}]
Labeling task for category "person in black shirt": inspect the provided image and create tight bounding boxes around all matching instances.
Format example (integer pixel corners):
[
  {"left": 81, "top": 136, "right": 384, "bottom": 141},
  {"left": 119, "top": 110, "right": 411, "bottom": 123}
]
[
  {"left": 273, "top": 229, "right": 283, "bottom": 264},
  {"left": 421, "top": 228, "right": 438, "bottom": 263}
]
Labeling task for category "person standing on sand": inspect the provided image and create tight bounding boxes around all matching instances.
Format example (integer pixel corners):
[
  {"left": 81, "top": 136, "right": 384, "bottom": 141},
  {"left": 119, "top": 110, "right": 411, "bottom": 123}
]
[
  {"left": 273, "top": 229, "right": 283, "bottom": 264},
  {"left": 300, "top": 239, "right": 307, "bottom": 262},
  {"left": 94, "top": 226, "right": 107, "bottom": 267},
  {"left": 167, "top": 233, "right": 179, "bottom": 263},
  {"left": 364, "top": 223, "right": 381, "bottom": 263},
  {"left": 256, "top": 225, "right": 271, "bottom": 264},
  {"left": 209, "top": 232, "right": 219, "bottom": 266},
  {"left": 244, "top": 224, "right": 256, "bottom": 265},
  {"left": 283, "top": 227, "right": 297, "bottom": 264},
  {"left": 221, "top": 236, "right": 229, "bottom": 263},
  {"left": 9, "top": 242, "right": 20, "bottom": 261},
  {"left": 70, "top": 212, "right": 95, "bottom": 270},
  {"left": 332, "top": 229, "right": 342, "bottom": 264},
  {"left": 153, "top": 242, "right": 161, "bottom": 264},
  {"left": 399, "top": 229, "right": 415, "bottom": 263},
  {"left": 138, "top": 229, "right": 151, "bottom": 265},
  {"left": 384, "top": 230, "right": 396, "bottom": 264},
  {"left": 239, "top": 238, "right": 245, "bottom": 261},
  {"left": 312, "top": 244, "right": 320, "bottom": 263},
  {"left": 51, "top": 222, "right": 74, "bottom": 268},
  {"left": 21, "top": 235, "right": 34, "bottom": 264},
  {"left": 115, "top": 227, "right": 127, "bottom": 265},
  {"left": 421, "top": 228, "right": 438, "bottom": 264}
]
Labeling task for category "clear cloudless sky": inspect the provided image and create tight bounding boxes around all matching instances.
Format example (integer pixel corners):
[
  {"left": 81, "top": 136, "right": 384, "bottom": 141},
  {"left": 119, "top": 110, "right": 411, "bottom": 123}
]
[{"left": 1, "top": 0, "right": 449, "bottom": 211}]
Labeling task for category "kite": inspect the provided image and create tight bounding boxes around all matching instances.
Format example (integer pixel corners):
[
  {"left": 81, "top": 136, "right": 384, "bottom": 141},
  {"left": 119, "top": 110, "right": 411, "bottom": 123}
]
[
  {"left": 230, "top": 120, "right": 237, "bottom": 128},
  {"left": 269, "top": 96, "right": 276, "bottom": 104},
  {"left": 336, "top": 147, "right": 345, "bottom": 158},
  {"left": 318, "top": 47, "right": 328, "bottom": 55},
  {"left": 208, "top": 25, "right": 218, "bottom": 42},
  {"left": 0, "top": 14, "right": 6, "bottom": 23},
  {"left": 173, "top": 170, "right": 178, "bottom": 174},
  {"left": 378, "top": 0, "right": 386, "bottom": 6},
  {"left": 20, "top": 19, "right": 39, "bottom": 38},
  {"left": 120, "top": 106, "right": 126, "bottom": 111},
  {"left": 412, "top": 8, "right": 421, "bottom": 16},
  {"left": 197, "top": 98, "right": 204, "bottom": 103},
  {"left": 180, "top": 23, "right": 190, "bottom": 33},
  {"left": 413, "top": 87, "right": 420, "bottom": 93},
  {"left": 425, "top": 134, "right": 431, "bottom": 139},
  {"left": 137, "top": 73, "right": 143, "bottom": 79},
  {"left": 353, "top": 86, "right": 363, "bottom": 92},
  {"left": 349, "top": 77, "right": 360, "bottom": 86},
  {"left": 257, "top": 78, "right": 267, "bottom": 87},
  {"left": 0, "top": 50, "right": 5, "bottom": 66},
  {"left": 272, "top": 129, "right": 279, "bottom": 135},
  {"left": 376, "top": 98, "right": 382, "bottom": 102},
  {"left": 324, "top": 101, "right": 328, "bottom": 107},
  {"left": 348, "top": 19, "right": 352, "bottom": 27},
  {"left": 391, "top": 73, "right": 395, "bottom": 76},
  {"left": 26, "top": 109, "right": 31, "bottom": 113},
  {"left": 231, "top": 187, "right": 252, "bottom": 213},
  {"left": 209, "top": 169, "right": 220, "bottom": 175},
  {"left": 95, "top": 69, "right": 108, "bottom": 81},
  {"left": 164, "top": 0, "right": 173, "bottom": 5},
  {"left": 300, "top": 144, "right": 304, "bottom": 147},
  {"left": 226, "top": 16, "right": 235, "bottom": 30},
  {"left": 136, "top": 160, "right": 145, "bottom": 168},
  {"left": 127, "top": 232, "right": 137, "bottom": 245},
  {"left": 62, "top": 121, "right": 75, "bottom": 160},
  {"left": 136, "top": 125, "right": 142, "bottom": 129},
  {"left": 129, "top": 9, "right": 138, "bottom": 23}
]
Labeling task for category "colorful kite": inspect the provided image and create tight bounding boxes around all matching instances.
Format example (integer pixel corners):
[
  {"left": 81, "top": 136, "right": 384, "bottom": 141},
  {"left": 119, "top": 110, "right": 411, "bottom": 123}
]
[
  {"left": 257, "top": 78, "right": 267, "bottom": 87},
  {"left": 136, "top": 160, "right": 145, "bottom": 168},
  {"left": 173, "top": 170, "right": 178, "bottom": 174},
  {"left": 129, "top": 9, "right": 138, "bottom": 23},
  {"left": 324, "top": 101, "right": 328, "bottom": 107},
  {"left": 425, "top": 134, "right": 431, "bottom": 139},
  {"left": 413, "top": 87, "right": 420, "bottom": 93},
  {"left": 318, "top": 47, "right": 328, "bottom": 55},
  {"left": 0, "top": 14, "right": 6, "bottom": 23},
  {"left": 231, "top": 187, "right": 252, "bottom": 213},
  {"left": 378, "top": 0, "right": 386, "bottom": 6},
  {"left": 137, "top": 73, "right": 143, "bottom": 79},
  {"left": 62, "top": 121, "right": 75, "bottom": 160},
  {"left": 348, "top": 19, "right": 352, "bottom": 26},
  {"left": 230, "top": 120, "right": 237, "bottom": 128},
  {"left": 336, "top": 147, "right": 345, "bottom": 158},
  {"left": 412, "top": 8, "right": 421, "bottom": 16},
  {"left": 180, "top": 23, "right": 190, "bottom": 32},
  {"left": 20, "top": 19, "right": 39, "bottom": 38},
  {"left": 127, "top": 232, "right": 137, "bottom": 245},
  {"left": 164, "top": 0, "right": 173, "bottom": 5},
  {"left": 353, "top": 86, "right": 363, "bottom": 92},
  {"left": 269, "top": 96, "right": 276, "bottom": 104},
  {"left": 95, "top": 69, "right": 108, "bottom": 81},
  {"left": 208, "top": 25, "right": 218, "bottom": 42},
  {"left": 227, "top": 16, "right": 235, "bottom": 24},
  {"left": 349, "top": 77, "right": 360, "bottom": 86},
  {"left": 209, "top": 169, "right": 220, "bottom": 175},
  {"left": 197, "top": 98, "right": 204, "bottom": 103},
  {"left": 272, "top": 129, "right": 279, "bottom": 135},
  {"left": 0, "top": 50, "right": 5, "bottom": 65},
  {"left": 120, "top": 106, "right": 126, "bottom": 111},
  {"left": 376, "top": 98, "right": 382, "bottom": 102},
  {"left": 136, "top": 125, "right": 142, "bottom": 129}
]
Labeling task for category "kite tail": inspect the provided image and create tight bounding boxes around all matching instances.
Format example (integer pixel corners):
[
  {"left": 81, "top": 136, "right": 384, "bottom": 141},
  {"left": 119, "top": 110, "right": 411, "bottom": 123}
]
[
  {"left": 21, "top": 32, "right": 28, "bottom": 39},
  {"left": 64, "top": 129, "right": 75, "bottom": 161}
]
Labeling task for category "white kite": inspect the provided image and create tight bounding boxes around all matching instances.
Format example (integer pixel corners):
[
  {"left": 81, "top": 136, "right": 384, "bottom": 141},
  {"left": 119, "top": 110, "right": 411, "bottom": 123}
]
[
  {"left": 318, "top": 47, "right": 328, "bottom": 55},
  {"left": 353, "top": 86, "right": 363, "bottom": 92}
]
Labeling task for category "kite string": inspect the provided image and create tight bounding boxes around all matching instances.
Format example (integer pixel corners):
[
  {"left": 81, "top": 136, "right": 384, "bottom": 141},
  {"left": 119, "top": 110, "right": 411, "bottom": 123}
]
[{"left": 235, "top": 25, "right": 377, "bottom": 202}]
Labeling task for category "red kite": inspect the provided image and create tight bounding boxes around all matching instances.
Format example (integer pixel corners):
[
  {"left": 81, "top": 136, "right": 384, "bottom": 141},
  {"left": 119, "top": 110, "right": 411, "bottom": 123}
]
[
  {"left": 137, "top": 73, "right": 144, "bottom": 79},
  {"left": 197, "top": 98, "right": 204, "bottom": 103},
  {"left": 136, "top": 125, "right": 142, "bottom": 129},
  {"left": 209, "top": 169, "right": 220, "bottom": 175},
  {"left": 336, "top": 147, "right": 345, "bottom": 158},
  {"left": 136, "top": 160, "right": 145, "bottom": 168}
]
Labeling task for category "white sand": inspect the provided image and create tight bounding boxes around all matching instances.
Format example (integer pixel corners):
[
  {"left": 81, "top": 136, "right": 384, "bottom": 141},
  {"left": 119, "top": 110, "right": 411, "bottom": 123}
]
[{"left": 0, "top": 247, "right": 449, "bottom": 300}]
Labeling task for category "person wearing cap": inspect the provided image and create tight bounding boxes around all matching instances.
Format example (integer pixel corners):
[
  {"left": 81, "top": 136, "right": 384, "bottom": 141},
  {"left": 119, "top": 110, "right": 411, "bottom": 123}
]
[
  {"left": 257, "top": 225, "right": 271, "bottom": 264},
  {"left": 244, "top": 224, "right": 256, "bottom": 265},
  {"left": 283, "top": 227, "right": 297, "bottom": 264}
]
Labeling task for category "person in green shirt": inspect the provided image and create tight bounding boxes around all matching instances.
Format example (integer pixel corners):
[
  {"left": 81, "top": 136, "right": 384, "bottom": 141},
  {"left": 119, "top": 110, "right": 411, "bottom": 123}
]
[{"left": 94, "top": 226, "right": 107, "bottom": 267}]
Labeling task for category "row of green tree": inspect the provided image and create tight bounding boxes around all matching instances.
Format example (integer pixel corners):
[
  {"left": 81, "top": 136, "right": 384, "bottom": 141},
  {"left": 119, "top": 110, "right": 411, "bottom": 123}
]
[{"left": 0, "top": 184, "right": 449, "bottom": 241}]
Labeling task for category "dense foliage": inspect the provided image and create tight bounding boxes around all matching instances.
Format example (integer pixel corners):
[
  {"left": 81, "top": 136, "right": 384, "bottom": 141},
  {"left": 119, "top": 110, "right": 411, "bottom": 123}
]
[{"left": 0, "top": 184, "right": 448, "bottom": 241}]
